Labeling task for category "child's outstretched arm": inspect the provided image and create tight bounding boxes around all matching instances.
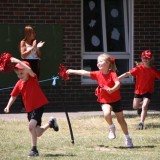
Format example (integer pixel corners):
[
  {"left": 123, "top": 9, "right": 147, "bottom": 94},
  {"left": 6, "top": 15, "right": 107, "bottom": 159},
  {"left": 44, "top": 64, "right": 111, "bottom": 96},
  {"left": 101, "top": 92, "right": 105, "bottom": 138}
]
[
  {"left": 4, "top": 96, "right": 17, "bottom": 113},
  {"left": 66, "top": 69, "right": 91, "bottom": 77},
  {"left": 118, "top": 71, "right": 131, "bottom": 80},
  {"left": 10, "top": 57, "right": 35, "bottom": 77}
]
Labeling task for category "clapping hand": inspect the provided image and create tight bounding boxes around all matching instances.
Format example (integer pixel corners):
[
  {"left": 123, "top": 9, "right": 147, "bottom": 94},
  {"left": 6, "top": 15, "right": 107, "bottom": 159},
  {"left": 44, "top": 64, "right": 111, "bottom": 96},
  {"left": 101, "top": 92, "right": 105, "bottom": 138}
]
[{"left": 37, "top": 41, "right": 45, "bottom": 48}]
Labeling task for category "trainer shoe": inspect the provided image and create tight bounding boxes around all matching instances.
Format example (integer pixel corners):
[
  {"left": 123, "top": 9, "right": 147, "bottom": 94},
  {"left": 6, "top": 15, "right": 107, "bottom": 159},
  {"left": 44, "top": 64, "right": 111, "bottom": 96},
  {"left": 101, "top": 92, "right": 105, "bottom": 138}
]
[
  {"left": 136, "top": 122, "right": 144, "bottom": 130},
  {"left": 125, "top": 138, "right": 133, "bottom": 148},
  {"left": 49, "top": 117, "right": 59, "bottom": 131},
  {"left": 108, "top": 125, "right": 116, "bottom": 139},
  {"left": 28, "top": 150, "right": 39, "bottom": 157}
]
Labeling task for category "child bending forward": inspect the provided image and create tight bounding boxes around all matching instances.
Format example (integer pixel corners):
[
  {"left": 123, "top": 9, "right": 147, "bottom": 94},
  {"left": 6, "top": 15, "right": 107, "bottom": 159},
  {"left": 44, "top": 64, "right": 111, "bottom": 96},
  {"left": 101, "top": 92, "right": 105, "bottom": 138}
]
[{"left": 4, "top": 57, "right": 59, "bottom": 157}]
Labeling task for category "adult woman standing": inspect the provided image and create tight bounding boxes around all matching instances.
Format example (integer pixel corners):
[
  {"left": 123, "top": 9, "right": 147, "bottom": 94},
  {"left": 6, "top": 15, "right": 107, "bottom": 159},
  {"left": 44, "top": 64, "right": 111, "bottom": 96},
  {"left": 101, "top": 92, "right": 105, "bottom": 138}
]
[
  {"left": 20, "top": 25, "right": 45, "bottom": 78},
  {"left": 20, "top": 25, "right": 45, "bottom": 112}
]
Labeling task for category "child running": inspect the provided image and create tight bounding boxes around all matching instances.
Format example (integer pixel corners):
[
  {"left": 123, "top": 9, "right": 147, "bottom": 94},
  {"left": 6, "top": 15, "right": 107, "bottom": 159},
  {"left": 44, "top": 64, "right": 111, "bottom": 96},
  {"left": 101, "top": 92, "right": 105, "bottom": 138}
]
[
  {"left": 4, "top": 57, "right": 59, "bottom": 157},
  {"left": 66, "top": 53, "right": 133, "bottom": 148},
  {"left": 118, "top": 50, "right": 160, "bottom": 129}
]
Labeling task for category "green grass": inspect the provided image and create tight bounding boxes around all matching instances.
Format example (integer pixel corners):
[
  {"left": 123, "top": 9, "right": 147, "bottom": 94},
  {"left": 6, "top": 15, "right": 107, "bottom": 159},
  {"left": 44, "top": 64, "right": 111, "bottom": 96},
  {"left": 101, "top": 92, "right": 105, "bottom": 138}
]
[{"left": 0, "top": 114, "right": 160, "bottom": 160}]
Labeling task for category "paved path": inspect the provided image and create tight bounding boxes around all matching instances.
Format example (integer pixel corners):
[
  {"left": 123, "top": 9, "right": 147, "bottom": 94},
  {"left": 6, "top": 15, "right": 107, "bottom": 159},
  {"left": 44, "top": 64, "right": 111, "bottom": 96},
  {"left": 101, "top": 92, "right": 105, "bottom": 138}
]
[{"left": 0, "top": 110, "right": 160, "bottom": 121}]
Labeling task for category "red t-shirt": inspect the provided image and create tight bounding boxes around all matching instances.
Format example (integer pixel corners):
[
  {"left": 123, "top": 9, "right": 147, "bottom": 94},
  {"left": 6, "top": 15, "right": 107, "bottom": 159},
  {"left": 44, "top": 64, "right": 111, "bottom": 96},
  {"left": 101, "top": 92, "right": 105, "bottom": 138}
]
[
  {"left": 11, "top": 75, "right": 48, "bottom": 112},
  {"left": 90, "top": 70, "right": 121, "bottom": 103},
  {"left": 130, "top": 64, "right": 160, "bottom": 94}
]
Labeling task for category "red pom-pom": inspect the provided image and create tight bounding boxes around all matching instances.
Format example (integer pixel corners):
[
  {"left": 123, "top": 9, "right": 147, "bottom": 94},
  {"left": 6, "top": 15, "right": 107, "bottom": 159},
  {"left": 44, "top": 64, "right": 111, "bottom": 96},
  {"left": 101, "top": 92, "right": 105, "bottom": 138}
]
[
  {"left": 0, "top": 52, "right": 14, "bottom": 73},
  {"left": 58, "top": 64, "right": 70, "bottom": 80}
]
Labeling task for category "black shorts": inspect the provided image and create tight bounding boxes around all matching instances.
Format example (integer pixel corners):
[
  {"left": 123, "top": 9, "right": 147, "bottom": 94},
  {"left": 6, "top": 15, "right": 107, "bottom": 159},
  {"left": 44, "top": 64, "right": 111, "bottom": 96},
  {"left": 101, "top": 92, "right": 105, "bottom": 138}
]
[
  {"left": 23, "top": 59, "right": 40, "bottom": 78},
  {"left": 27, "top": 106, "right": 44, "bottom": 126},
  {"left": 134, "top": 92, "right": 152, "bottom": 100},
  {"left": 101, "top": 100, "right": 123, "bottom": 113}
]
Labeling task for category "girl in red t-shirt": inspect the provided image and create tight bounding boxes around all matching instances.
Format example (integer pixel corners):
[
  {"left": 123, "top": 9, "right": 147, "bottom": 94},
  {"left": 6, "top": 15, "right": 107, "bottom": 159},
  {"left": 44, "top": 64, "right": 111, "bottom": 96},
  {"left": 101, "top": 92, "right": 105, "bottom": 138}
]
[
  {"left": 119, "top": 50, "right": 160, "bottom": 130},
  {"left": 66, "top": 53, "right": 133, "bottom": 148},
  {"left": 4, "top": 57, "right": 59, "bottom": 157}
]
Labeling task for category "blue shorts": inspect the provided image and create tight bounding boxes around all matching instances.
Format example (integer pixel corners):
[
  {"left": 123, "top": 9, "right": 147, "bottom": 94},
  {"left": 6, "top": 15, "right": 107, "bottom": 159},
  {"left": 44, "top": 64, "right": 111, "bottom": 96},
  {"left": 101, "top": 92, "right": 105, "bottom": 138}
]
[
  {"left": 134, "top": 92, "right": 152, "bottom": 100},
  {"left": 101, "top": 100, "right": 123, "bottom": 113},
  {"left": 27, "top": 106, "right": 44, "bottom": 126}
]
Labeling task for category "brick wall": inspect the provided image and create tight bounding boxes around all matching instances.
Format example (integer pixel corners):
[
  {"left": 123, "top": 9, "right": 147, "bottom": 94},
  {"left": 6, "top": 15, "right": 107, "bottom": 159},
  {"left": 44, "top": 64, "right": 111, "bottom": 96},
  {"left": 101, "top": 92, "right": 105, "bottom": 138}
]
[
  {"left": 0, "top": 0, "right": 160, "bottom": 112},
  {"left": 133, "top": 0, "right": 160, "bottom": 110},
  {"left": 120, "top": 0, "right": 160, "bottom": 111}
]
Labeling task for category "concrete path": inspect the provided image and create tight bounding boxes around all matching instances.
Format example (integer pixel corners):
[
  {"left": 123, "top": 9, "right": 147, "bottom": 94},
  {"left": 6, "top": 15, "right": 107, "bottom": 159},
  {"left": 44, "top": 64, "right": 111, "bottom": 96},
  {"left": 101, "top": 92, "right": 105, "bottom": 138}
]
[{"left": 0, "top": 110, "right": 160, "bottom": 121}]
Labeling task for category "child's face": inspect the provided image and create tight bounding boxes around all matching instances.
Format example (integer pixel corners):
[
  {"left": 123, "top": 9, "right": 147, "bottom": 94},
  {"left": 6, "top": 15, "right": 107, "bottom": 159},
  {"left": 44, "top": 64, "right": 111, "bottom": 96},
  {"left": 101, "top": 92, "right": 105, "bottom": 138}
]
[
  {"left": 141, "top": 58, "right": 151, "bottom": 66},
  {"left": 97, "top": 57, "right": 110, "bottom": 71},
  {"left": 15, "top": 69, "right": 29, "bottom": 81}
]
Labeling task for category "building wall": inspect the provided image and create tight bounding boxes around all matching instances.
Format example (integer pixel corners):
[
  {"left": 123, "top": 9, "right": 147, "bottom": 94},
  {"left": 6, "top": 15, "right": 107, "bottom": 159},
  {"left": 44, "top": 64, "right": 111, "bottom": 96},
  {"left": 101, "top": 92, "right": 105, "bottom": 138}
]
[
  {"left": 134, "top": 0, "right": 160, "bottom": 110},
  {"left": 0, "top": 0, "right": 160, "bottom": 112}
]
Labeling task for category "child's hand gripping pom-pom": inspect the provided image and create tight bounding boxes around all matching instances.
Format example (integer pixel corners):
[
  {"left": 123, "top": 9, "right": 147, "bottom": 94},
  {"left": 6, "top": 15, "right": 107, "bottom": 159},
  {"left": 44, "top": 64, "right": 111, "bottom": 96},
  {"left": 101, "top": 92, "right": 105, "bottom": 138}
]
[
  {"left": 58, "top": 64, "right": 70, "bottom": 80},
  {"left": 0, "top": 52, "right": 15, "bottom": 73}
]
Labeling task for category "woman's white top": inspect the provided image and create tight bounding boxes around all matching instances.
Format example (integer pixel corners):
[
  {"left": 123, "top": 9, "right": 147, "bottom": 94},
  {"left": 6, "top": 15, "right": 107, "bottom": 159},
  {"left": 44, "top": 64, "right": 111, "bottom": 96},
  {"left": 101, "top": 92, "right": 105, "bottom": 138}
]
[{"left": 22, "top": 42, "right": 40, "bottom": 59}]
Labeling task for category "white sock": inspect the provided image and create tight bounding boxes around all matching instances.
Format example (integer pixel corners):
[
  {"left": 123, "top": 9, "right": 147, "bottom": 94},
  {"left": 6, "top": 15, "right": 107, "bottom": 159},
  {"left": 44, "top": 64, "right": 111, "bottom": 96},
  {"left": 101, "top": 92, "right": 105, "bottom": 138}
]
[
  {"left": 109, "top": 124, "right": 115, "bottom": 128},
  {"left": 125, "top": 134, "right": 130, "bottom": 139}
]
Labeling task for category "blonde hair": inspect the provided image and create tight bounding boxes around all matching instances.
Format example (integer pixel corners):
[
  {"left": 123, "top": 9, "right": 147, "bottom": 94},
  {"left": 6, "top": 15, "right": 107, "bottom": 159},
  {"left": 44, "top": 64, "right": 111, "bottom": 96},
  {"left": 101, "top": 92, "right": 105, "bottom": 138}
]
[
  {"left": 23, "top": 25, "right": 35, "bottom": 41},
  {"left": 98, "top": 53, "right": 117, "bottom": 72}
]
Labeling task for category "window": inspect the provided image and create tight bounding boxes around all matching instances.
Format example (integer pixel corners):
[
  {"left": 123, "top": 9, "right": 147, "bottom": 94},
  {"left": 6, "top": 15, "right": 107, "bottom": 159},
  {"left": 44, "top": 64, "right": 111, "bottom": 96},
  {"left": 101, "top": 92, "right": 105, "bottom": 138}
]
[{"left": 82, "top": 0, "right": 134, "bottom": 84}]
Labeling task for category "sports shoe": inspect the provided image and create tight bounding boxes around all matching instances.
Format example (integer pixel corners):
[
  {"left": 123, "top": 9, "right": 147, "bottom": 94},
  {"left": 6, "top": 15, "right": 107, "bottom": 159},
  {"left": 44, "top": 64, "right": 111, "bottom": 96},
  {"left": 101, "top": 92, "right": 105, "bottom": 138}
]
[
  {"left": 136, "top": 122, "right": 144, "bottom": 130},
  {"left": 125, "top": 138, "right": 133, "bottom": 148},
  {"left": 108, "top": 125, "right": 116, "bottom": 139},
  {"left": 28, "top": 150, "right": 39, "bottom": 157},
  {"left": 49, "top": 117, "right": 59, "bottom": 131}
]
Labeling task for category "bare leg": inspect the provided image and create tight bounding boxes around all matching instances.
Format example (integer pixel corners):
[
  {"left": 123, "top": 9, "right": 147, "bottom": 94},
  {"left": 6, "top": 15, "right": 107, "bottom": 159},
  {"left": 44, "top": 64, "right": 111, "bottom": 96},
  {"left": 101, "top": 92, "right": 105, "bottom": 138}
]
[
  {"left": 102, "top": 104, "right": 116, "bottom": 139},
  {"left": 101, "top": 104, "right": 113, "bottom": 125},
  {"left": 115, "top": 111, "right": 133, "bottom": 147},
  {"left": 115, "top": 111, "right": 128, "bottom": 135},
  {"left": 133, "top": 97, "right": 143, "bottom": 116},
  {"left": 28, "top": 119, "right": 38, "bottom": 147},
  {"left": 140, "top": 98, "right": 150, "bottom": 123},
  {"left": 35, "top": 124, "right": 50, "bottom": 137},
  {"left": 133, "top": 98, "right": 142, "bottom": 109}
]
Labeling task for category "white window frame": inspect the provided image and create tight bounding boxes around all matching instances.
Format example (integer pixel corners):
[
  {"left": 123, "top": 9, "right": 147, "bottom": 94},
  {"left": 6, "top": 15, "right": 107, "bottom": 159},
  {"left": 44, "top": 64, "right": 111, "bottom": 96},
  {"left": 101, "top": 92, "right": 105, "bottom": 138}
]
[{"left": 81, "top": 0, "right": 134, "bottom": 84}]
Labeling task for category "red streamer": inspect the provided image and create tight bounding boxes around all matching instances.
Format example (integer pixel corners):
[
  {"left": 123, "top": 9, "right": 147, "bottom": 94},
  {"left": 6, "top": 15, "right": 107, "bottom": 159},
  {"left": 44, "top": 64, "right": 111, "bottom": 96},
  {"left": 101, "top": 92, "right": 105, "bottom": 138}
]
[{"left": 58, "top": 64, "right": 69, "bottom": 80}]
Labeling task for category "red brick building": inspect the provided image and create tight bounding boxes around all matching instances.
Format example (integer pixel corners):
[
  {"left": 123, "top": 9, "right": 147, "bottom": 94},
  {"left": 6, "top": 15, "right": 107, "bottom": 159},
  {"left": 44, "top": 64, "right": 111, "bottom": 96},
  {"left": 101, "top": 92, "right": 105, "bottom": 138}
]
[{"left": 0, "top": 0, "right": 160, "bottom": 112}]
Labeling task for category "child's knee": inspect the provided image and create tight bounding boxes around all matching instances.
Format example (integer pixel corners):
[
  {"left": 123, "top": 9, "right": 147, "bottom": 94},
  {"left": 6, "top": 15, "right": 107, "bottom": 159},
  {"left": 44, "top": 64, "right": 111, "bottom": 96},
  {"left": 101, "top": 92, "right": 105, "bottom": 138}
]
[
  {"left": 28, "top": 123, "right": 36, "bottom": 132},
  {"left": 28, "top": 125, "right": 33, "bottom": 132}
]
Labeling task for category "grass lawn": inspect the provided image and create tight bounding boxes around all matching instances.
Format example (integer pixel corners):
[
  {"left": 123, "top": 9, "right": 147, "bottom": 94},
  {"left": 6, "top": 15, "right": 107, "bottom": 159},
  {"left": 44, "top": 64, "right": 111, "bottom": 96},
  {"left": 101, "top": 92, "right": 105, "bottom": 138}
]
[{"left": 0, "top": 113, "right": 160, "bottom": 160}]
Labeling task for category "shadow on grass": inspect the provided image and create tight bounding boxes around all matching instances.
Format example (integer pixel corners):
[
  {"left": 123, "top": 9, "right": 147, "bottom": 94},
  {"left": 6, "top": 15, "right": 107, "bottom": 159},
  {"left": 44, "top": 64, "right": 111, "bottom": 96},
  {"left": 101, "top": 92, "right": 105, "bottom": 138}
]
[
  {"left": 124, "top": 114, "right": 160, "bottom": 119},
  {"left": 44, "top": 153, "right": 76, "bottom": 157},
  {"left": 145, "top": 123, "right": 160, "bottom": 129},
  {"left": 115, "top": 145, "right": 155, "bottom": 149},
  {"left": 98, "top": 145, "right": 155, "bottom": 150}
]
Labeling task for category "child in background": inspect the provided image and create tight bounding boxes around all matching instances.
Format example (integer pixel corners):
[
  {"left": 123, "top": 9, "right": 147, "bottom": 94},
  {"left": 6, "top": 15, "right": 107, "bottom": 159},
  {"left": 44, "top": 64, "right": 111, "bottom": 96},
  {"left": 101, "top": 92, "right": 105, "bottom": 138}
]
[
  {"left": 66, "top": 53, "right": 133, "bottom": 148},
  {"left": 118, "top": 50, "right": 160, "bottom": 129},
  {"left": 4, "top": 57, "right": 59, "bottom": 157}
]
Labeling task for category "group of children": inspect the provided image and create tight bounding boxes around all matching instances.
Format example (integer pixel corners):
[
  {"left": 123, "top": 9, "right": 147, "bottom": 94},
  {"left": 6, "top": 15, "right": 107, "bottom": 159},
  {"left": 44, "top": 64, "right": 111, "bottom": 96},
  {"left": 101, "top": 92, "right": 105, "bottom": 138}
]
[
  {"left": 66, "top": 50, "right": 160, "bottom": 149},
  {"left": 4, "top": 49, "right": 159, "bottom": 157}
]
